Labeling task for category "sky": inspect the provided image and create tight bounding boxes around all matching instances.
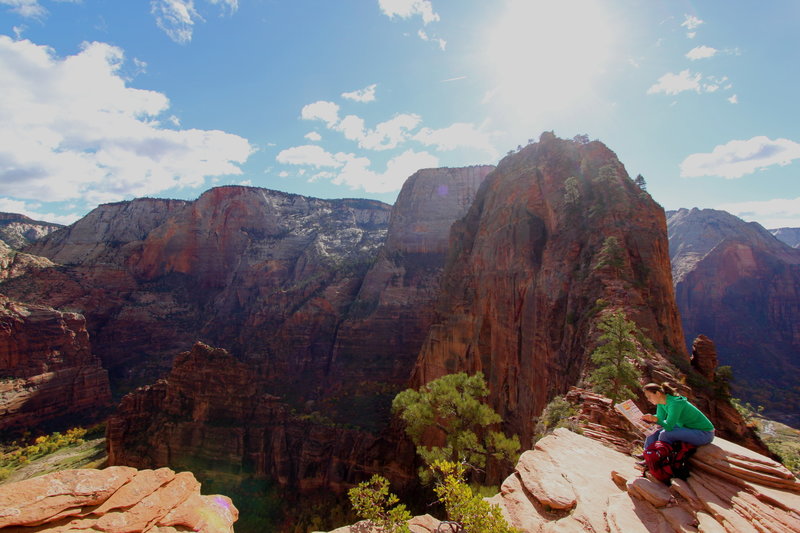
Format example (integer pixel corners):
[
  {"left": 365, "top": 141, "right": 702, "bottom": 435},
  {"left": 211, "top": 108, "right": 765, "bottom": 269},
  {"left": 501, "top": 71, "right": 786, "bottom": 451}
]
[{"left": 0, "top": 0, "right": 798, "bottom": 228}]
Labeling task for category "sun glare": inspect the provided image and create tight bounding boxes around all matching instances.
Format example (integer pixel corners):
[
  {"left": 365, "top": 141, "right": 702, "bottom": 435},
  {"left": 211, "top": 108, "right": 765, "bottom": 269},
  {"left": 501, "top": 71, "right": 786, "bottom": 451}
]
[{"left": 483, "top": 0, "right": 617, "bottom": 126}]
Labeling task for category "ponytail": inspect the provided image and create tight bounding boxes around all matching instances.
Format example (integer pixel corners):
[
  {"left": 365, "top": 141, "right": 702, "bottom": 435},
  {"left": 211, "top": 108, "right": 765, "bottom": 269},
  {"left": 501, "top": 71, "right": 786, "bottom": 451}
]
[
  {"left": 643, "top": 382, "right": 679, "bottom": 396},
  {"left": 661, "top": 382, "right": 679, "bottom": 396}
]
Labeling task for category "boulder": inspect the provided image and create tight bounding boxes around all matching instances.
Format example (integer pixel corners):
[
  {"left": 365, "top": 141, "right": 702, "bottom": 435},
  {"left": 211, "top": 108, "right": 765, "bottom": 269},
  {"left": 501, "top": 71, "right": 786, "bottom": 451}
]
[
  {"left": 321, "top": 427, "right": 800, "bottom": 533},
  {"left": 0, "top": 467, "right": 237, "bottom": 532}
]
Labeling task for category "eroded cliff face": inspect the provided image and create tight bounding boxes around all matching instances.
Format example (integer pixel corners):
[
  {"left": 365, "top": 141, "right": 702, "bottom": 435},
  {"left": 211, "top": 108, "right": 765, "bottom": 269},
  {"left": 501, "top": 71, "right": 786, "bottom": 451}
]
[
  {"left": 0, "top": 212, "right": 62, "bottom": 250},
  {"left": 4, "top": 188, "right": 393, "bottom": 392},
  {"left": 7, "top": 171, "right": 489, "bottom": 494},
  {"left": 412, "top": 134, "right": 688, "bottom": 448},
  {"left": 107, "top": 342, "right": 416, "bottom": 496},
  {"left": 0, "top": 295, "right": 111, "bottom": 434},
  {"left": 668, "top": 208, "right": 800, "bottom": 424}
]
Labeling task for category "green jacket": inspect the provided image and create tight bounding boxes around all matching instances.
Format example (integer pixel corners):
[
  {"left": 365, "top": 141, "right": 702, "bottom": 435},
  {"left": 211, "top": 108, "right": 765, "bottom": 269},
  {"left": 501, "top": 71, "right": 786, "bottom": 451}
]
[{"left": 656, "top": 395, "right": 714, "bottom": 432}]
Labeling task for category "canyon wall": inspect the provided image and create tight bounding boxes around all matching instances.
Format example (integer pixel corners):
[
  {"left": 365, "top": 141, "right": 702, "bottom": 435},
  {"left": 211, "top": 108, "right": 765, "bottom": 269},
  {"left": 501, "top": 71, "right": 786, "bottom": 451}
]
[
  {"left": 0, "top": 295, "right": 111, "bottom": 434},
  {"left": 668, "top": 208, "right": 800, "bottom": 424}
]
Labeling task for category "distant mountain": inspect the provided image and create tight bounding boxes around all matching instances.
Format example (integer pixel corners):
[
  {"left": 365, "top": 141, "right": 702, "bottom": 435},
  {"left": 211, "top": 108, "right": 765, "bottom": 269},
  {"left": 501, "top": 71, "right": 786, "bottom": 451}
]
[
  {"left": 668, "top": 208, "right": 800, "bottom": 423},
  {"left": 0, "top": 212, "right": 63, "bottom": 249},
  {"left": 770, "top": 227, "right": 800, "bottom": 248}
]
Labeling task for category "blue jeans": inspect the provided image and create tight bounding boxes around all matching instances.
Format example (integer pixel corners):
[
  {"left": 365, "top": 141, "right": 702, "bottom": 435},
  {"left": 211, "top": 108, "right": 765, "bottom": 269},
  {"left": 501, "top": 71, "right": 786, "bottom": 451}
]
[{"left": 645, "top": 427, "right": 714, "bottom": 449}]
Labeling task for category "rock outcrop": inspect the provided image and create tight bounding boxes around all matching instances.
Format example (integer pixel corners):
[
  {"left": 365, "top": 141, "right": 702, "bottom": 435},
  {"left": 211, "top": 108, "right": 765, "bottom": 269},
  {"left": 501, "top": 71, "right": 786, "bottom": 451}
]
[
  {"left": 0, "top": 212, "right": 62, "bottom": 250},
  {"left": 0, "top": 295, "right": 111, "bottom": 434},
  {"left": 107, "top": 342, "right": 415, "bottom": 494},
  {"left": 0, "top": 240, "right": 56, "bottom": 282},
  {"left": 492, "top": 429, "right": 800, "bottom": 533},
  {"left": 668, "top": 208, "right": 800, "bottom": 423},
  {"left": 0, "top": 466, "right": 238, "bottom": 532},
  {"left": 320, "top": 428, "right": 800, "bottom": 533},
  {"left": 324, "top": 166, "right": 493, "bottom": 423},
  {"left": 412, "top": 134, "right": 687, "bottom": 449}
]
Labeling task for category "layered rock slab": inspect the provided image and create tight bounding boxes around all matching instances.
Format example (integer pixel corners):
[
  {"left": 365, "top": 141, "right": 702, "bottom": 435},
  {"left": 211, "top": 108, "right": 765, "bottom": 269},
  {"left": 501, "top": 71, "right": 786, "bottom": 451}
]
[
  {"left": 492, "top": 429, "right": 800, "bottom": 533},
  {"left": 321, "top": 428, "right": 800, "bottom": 532},
  {"left": 0, "top": 466, "right": 237, "bottom": 532},
  {"left": 0, "top": 295, "right": 111, "bottom": 434}
]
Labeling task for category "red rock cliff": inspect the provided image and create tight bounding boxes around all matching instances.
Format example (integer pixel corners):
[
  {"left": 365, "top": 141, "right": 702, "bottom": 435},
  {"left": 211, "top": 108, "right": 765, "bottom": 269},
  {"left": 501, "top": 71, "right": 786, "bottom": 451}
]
[
  {"left": 669, "top": 208, "right": 800, "bottom": 425},
  {"left": 0, "top": 295, "right": 111, "bottom": 433},
  {"left": 412, "top": 134, "right": 687, "bottom": 448},
  {"left": 107, "top": 342, "right": 416, "bottom": 494}
]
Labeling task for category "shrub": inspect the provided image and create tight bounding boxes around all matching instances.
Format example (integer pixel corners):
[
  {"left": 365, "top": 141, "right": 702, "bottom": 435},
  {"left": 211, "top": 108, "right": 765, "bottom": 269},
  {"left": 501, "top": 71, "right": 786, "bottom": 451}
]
[{"left": 348, "top": 475, "right": 411, "bottom": 533}]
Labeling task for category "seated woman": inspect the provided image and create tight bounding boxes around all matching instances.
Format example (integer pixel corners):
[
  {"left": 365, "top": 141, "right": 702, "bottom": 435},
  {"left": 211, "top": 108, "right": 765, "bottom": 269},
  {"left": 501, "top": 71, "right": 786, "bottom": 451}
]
[{"left": 641, "top": 382, "right": 715, "bottom": 449}]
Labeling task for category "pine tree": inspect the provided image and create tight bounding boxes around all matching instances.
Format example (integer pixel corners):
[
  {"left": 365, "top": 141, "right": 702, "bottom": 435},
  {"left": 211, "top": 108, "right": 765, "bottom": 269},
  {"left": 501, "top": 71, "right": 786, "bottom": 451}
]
[
  {"left": 587, "top": 310, "right": 644, "bottom": 403},
  {"left": 392, "top": 372, "right": 520, "bottom": 481}
]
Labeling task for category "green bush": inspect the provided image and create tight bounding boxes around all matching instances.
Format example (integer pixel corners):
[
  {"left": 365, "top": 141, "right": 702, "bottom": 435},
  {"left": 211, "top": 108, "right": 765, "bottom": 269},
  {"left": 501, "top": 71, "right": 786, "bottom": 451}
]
[
  {"left": 430, "top": 461, "right": 519, "bottom": 533},
  {"left": 348, "top": 475, "right": 411, "bottom": 533}
]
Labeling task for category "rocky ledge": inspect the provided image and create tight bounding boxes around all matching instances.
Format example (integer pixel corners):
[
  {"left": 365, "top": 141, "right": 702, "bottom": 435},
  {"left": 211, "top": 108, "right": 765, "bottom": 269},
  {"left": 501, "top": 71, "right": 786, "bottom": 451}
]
[
  {"left": 0, "top": 466, "right": 238, "bottom": 532},
  {"left": 321, "top": 429, "right": 800, "bottom": 533}
]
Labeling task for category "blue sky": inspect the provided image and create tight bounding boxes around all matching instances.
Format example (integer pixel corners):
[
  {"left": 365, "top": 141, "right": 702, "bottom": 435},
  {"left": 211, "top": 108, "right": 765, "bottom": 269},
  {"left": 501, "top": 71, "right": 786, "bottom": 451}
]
[{"left": 0, "top": 0, "right": 798, "bottom": 228}]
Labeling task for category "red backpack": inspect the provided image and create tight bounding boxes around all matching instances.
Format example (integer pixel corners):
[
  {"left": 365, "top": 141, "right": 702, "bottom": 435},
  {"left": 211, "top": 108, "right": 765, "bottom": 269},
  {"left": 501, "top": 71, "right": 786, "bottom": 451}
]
[{"left": 643, "top": 440, "right": 697, "bottom": 484}]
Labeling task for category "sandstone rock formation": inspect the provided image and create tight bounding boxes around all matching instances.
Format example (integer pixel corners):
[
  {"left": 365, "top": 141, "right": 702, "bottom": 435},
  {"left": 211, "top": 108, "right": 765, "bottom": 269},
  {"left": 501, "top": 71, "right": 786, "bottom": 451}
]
[
  {"left": 107, "top": 342, "right": 416, "bottom": 495},
  {"left": 668, "top": 208, "right": 800, "bottom": 423},
  {"left": 771, "top": 227, "right": 800, "bottom": 248},
  {"left": 325, "top": 166, "right": 493, "bottom": 425},
  {"left": 491, "top": 429, "right": 800, "bottom": 533},
  {"left": 0, "top": 466, "right": 238, "bottom": 532},
  {"left": 0, "top": 212, "right": 62, "bottom": 250},
  {"left": 320, "top": 428, "right": 800, "bottom": 533},
  {"left": 0, "top": 295, "right": 111, "bottom": 434},
  {"left": 0, "top": 241, "right": 56, "bottom": 282},
  {"left": 412, "top": 133, "right": 687, "bottom": 450},
  {"left": 6, "top": 171, "right": 487, "bottom": 495},
  {"left": 6, "top": 189, "right": 393, "bottom": 392}
]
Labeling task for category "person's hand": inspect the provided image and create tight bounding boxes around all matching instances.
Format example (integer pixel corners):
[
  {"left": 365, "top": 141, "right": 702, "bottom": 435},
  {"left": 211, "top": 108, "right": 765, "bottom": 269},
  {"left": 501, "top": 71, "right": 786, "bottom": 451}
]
[{"left": 642, "top": 414, "right": 658, "bottom": 423}]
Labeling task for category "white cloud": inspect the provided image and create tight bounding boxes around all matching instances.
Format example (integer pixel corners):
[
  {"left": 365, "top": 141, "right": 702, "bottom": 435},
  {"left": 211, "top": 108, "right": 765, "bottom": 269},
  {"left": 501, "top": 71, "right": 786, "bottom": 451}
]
[
  {"left": 0, "top": 197, "right": 80, "bottom": 225},
  {"left": 151, "top": 0, "right": 199, "bottom": 44},
  {"left": 333, "top": 149, "right": 439, "bottom": 193},
  {"left": 716, "top": 197, "right": 800, "bottom": 229},
  {"left": 301, "top": 100, "right": 340, "bottom": 127},
  {"left": 0, "top": 36, "right": 253, "bottom": 204},
  {"left": 355, "top": 114, "right": 422, "bottom": 151},
  {"left": 150, "top": 0, "right": 239, "bottom": 44},
  {"left": 414, "top": 122, "right": 498, "bottom": 157},
  {"left": 276, "top": 145, "right": 438, "bottom": 193},
  {"left": 686, "top": 45, "right": 717, "bottom": 60},
  {"left": 341, "top": 84, "right": 377, "bottom": 103},
  {"left": 681, "top": 14, "right": 704, "bottom": 36},
  {"left": 417, "top": 28, "right": 446, "bottom": 50},
  {"left": 1, "top": 0, "right": 81, "bottom": 18},
  {"left": 647, "top": 70, "right": 702, "bottom": 95},
  {"left": 276, "top": 145, "right": 342, "bottom": 168},
  {"left": 728, "top": 94, "right": 738, "bottom": 104},
  {"left": 304, "top": 131, "right": 322, "bottom": 142},
  {"left": 1, "top": 0, "right": 47, "bottom": 18},
  {"left": 302, "top": 100, "right": 422, "bottom": 151},
  {"left": 680, "top": 136, "right": 800, "bottom": 179},
  {"left": 378, "top": 0, "right": 439, "bottom": 24}
]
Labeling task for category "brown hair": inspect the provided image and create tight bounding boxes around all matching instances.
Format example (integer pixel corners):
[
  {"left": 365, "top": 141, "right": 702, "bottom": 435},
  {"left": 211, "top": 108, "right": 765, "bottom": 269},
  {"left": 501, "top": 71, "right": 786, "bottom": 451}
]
[{"left": 643, "top": 382, "right": 679, "bottom": 396}]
